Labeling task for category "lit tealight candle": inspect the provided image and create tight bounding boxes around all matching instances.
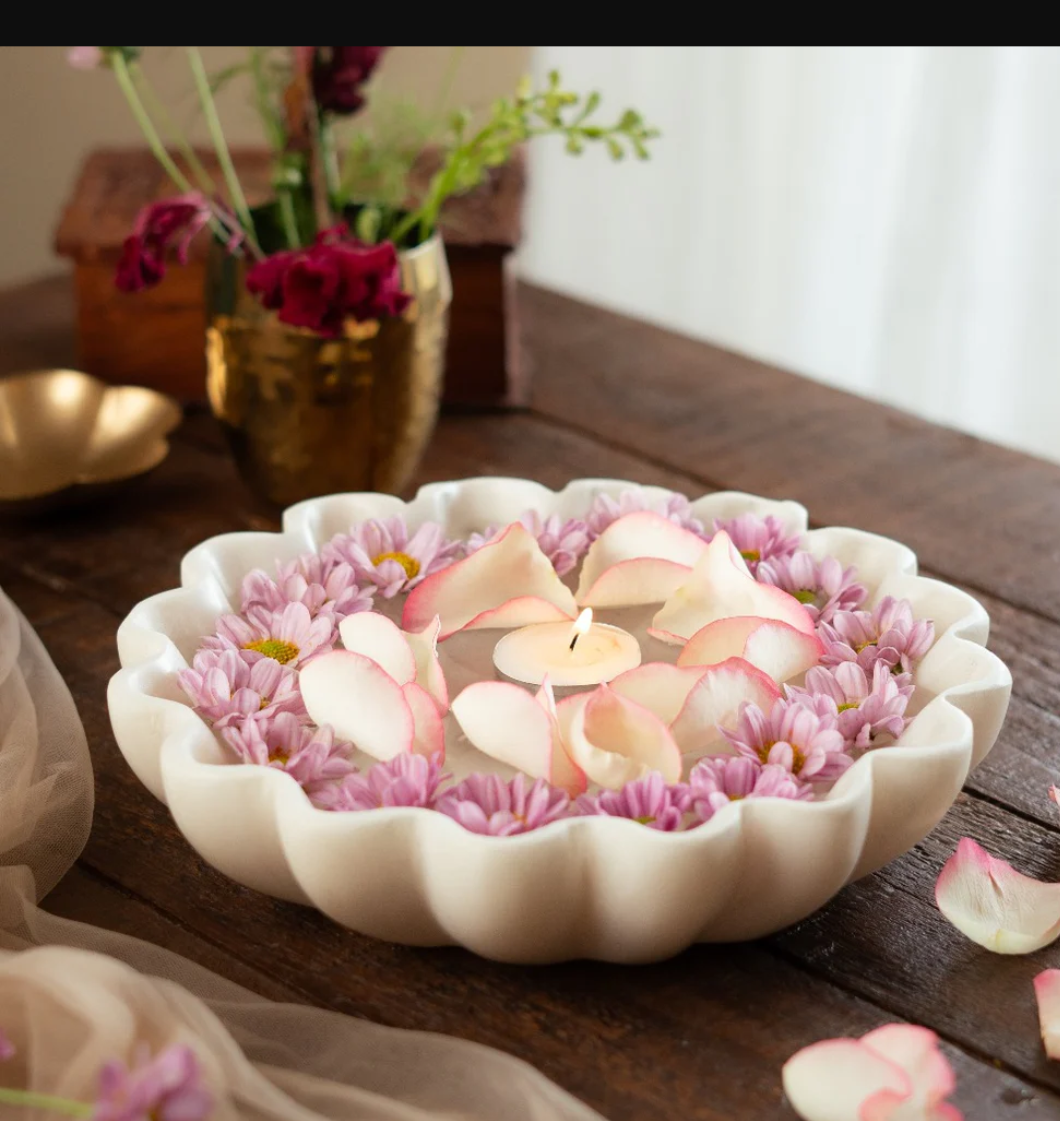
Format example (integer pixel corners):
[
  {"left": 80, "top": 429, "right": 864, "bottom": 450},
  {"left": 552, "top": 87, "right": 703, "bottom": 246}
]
[{"left": 492, "top": 608, "right": 641, "bottom": 689}]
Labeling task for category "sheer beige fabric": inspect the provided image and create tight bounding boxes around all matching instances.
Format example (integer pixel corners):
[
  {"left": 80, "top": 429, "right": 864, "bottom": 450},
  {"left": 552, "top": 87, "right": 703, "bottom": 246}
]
[{"left": 0, "top": 586, "right": 604, "bottom": 1120}]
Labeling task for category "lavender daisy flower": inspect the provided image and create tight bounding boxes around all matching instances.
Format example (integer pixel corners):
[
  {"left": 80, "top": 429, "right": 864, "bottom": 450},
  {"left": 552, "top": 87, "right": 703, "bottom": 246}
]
[
  {"left": 203, "top": 601, "right": 335, "bottom": 666},
  {"left": 723, "top": 697, "right": 852, "bottom": 781},
  {"left": 178, "top": 648, "right": 304, "bottom": 727},
  {"left": 435, "top": 773, "right": 570, "bottom": 835},
  {"left": 819, "top": 596, "right": 935, "bottom": 675},
  {"left": 242, "top": 555, "right": 373, "bottom": 620},
  {"left": 585, "top": 488, "right": 704, "bottom": 539},
  {"left": 689, "top": 755, "right": 813, "bottom": 823},
  {"left": 322, "top": 517, "right": 462, "bottom": 598},
  {"left": 574, "top": 772, "right": 691, "bottom": 830},
  {"left": 467, "top": 510, "right": 591, "bottom": 576},
  {"left": 94, "top": 1044, "right": 212, "bottom": 1121},
  {"left": 319, "top": 752, "right": 449, "bottom": 811},
  {"left": 711, "top": 513, "right": 802, "bottom": 572},
  {"left": 222, "top": 712, "right": 356, "bottom": 794},
  {"left": 756, "top": 550, "right": 867, "bottom": 623}
]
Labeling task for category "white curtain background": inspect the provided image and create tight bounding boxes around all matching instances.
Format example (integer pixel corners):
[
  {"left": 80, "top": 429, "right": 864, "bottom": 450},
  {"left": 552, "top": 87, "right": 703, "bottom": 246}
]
[{"left": 517, "top": 46, "right": 1060, "bottom": 465}]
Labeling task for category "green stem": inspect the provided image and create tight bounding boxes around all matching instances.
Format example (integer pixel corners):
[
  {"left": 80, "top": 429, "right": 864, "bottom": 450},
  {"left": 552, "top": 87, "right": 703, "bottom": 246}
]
[
  {"left": 249, "top": 47, "right": 286, "bottom": 151},
  {"left": 186, "top": 47, "right": 260, "bottom": 252},
  {"left": 278, "top": 189, "right": 300, "bottom": 248},
  {"left": 0, "top": 1087, "right": 93, "bottom": 1117},
  {"left": 317, "top": 112, "right": 341, "bottom": 212},
  {"left": 131, "top": 61, "right": 216, "bottom": 195}
]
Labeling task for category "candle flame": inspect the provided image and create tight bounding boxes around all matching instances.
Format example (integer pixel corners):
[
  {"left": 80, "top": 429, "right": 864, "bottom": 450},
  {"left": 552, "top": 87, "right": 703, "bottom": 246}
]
[{"left": 568, "top": 608, "right": 593, "bottom": 651}]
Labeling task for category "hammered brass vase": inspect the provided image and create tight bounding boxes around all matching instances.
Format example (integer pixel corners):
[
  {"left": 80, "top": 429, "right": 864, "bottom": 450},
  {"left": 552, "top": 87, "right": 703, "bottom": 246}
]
[{"left": 206, "top": 235, "right": 451, "bottom": 507}]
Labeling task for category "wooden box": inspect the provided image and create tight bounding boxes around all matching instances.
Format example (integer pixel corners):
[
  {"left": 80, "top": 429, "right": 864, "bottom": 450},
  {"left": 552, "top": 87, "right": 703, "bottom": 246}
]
[{"left": 54, "top": 147, "right": 529, "bottom": 409}]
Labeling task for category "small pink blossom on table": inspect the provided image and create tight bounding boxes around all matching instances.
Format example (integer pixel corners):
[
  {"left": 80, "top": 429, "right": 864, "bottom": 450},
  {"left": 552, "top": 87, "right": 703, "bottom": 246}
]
[
  {"left": 94, "top": 1044, "right": 213, "bottom": 1121},
  {"left": 575, "top": 772, "right": 690, "bottom": 830},
  {"left": 723, "top": 697, "right": 852, "bottom": 781},
  {"left": 204, "top": 601, "right": 335, "bottom": 667},
  {"left": 467, "top": 511, "right": 590, "bottom": 577},
  {"left": 115, "top": 193, "right": 216, "bottom": 293},
  {"left": 0, "top": 1027, "right": 13, "bottom": 1060},
  {"left": 436, "top": 773, "right": 570, "bottom": 835},
  {"left": 222, "top": 712, "right": 355, "bottom": 794},
  {"left": 316, "top": 752, "right": 447, "bottom": 811},
  {"left": 323, "top": 516, "right": 461, "bottom": 598},
  {"left": 688, "top": 755, "right": 811, "bottom": 823},
  {"left": 782, "top": 1024, "right": 961, "bottom": 1121},
  {"left": 711, "top": 513, "right": 801, "bottom": 572},
  {"left": 790, "top": 662, "right": 911, "bottom": 749},
  {"left": 178, "top": 648, "right": 304, "bottom": 726},
  {"left": 756, "top": 550, "right": 866, "bottom": 623},
  {"left": 820, "top": 596, "right": 934, "bottom": 675},
  {"left": 585, "top": 489, "right": 704, "bottom": 539},
  {"left": 241, "top": 555, "right": 373, "bottom": 620},
  {"left": 67, "top": 45, "right": 104, "bottom": 69}
]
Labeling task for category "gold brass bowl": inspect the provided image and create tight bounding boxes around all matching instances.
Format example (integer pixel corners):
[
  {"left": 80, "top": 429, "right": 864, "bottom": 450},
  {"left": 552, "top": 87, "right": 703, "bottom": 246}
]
[{"left": 0, "top": 370, "right": 182, "bottom": 508}]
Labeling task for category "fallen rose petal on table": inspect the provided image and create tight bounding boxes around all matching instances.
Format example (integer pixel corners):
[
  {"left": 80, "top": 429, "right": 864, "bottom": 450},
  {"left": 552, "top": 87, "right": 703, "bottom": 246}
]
[
  {"left": 936, "top": 837, "right": 1060, "bottom": 954},
  {"left": 1035, "top": 969, "right": 1060, "bottom": 1060}
]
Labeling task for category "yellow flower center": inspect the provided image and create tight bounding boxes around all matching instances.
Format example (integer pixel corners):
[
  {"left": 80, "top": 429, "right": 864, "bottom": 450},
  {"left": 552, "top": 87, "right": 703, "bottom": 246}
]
[
  {"left": 837, "top": 702, "right": 858, "bottom": 713},
  {"left": 244, "top": 638, "right": 300, "bottom": 664},
  {"left": 793, "top": 589, "right": 817, "bottom": 605},
  {"left": 854, "top": 640, "right": 877, "bottom": 654},
  {"left": 372, "top": 550, "right": 420, "bottom": 580},
  {"left": 758, "top": 741, "right": 806, "bottom": 774},
  {"left": 634, "top": 814, "right": 656, "bottom": 825},
  {"left": 741, "top": 548, "right": 761, "bottom": 563},
  {"left": 270, "top": 749, "right": 290, "bottom": 765}
]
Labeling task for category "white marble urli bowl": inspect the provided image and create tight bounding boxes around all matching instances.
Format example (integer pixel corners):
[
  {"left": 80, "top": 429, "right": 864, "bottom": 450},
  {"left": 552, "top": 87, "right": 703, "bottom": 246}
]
[{"left": 108, "top": 479, "right": 1012, "bottom": 964}]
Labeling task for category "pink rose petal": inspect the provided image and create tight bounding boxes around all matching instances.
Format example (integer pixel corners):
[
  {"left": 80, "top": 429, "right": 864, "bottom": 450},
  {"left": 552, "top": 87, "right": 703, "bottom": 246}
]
[
  {"left": 559, "top": 686, "right": 682, "bottom": 789},
  {"left": 403, "top": 523, "right": 577, "bottom": 638},
  {"left": 669, "top": 657, "right": 781, "bottom": 755},
  {"left": 402, "top": 681, "right": 446, "bottom": 760},
  {"left": 652, "top": 530, "right": 816, "bottom": 642},
  {"left": 575, "top": 511, "right": 709, "bottom": 606},
  {"left": 460, "top": 596, "right": 579, "bottom": 633},
  {"left": 338, "top": 611, "right": 417, "bottom": 685},
  {"left": 299, "top": 649, "right": 414, "bottom": 761},
  {"left": 609, "top": 661, "right": 709, "bottom": 724},
  {"left": 1034, "top": 969, "right": 1060, "bottom": 1060},
  {"left": 676, "top": 616, "right": 823, "bottom": 684},
  {"left": 936, "top": 837, "right": 1060, "bottom": 954},
  {"left": 404, "top": 614, "right": 448, "bottom": 712},
  {"left": 860, "top": 1025, "right": 959, "bottom": 1120}
]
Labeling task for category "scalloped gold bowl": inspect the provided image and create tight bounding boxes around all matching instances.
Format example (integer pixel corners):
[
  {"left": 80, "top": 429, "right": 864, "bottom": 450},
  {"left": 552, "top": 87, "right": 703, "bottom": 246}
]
[{"left": 0, "top": 370, "right": 182, "bottom": 506}]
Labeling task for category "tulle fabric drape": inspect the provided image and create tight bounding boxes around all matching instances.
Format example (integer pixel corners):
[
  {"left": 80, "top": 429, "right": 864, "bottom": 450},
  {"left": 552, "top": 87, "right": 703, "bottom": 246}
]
[{"left": 0, "top": 585, "right": 603, "bottom": 1120}]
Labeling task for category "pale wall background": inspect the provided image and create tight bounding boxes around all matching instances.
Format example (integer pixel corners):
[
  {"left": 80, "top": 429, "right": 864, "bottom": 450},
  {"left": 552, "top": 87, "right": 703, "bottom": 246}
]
[{"left": 0, "top": 46, "right": 529, "bottom": 286}]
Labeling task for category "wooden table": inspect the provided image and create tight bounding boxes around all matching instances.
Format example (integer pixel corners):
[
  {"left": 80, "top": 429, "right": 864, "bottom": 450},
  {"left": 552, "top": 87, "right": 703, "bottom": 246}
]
[{"left": 2, "top": 276, "right": 1060, "bottom": 1120}]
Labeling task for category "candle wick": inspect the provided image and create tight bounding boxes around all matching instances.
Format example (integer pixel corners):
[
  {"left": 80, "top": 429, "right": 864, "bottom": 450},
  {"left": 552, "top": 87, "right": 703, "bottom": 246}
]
[{"left": 569, "top": 634, "right": 580, "bottom": 652}]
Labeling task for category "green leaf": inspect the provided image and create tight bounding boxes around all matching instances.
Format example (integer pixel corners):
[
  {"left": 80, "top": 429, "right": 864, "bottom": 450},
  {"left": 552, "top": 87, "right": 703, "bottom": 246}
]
[
  {"left": 209, "top": 61, "right": 249, "bottom": 95},
  {"left": 355, "top": 206, "right": 382, "bottom": 243}
]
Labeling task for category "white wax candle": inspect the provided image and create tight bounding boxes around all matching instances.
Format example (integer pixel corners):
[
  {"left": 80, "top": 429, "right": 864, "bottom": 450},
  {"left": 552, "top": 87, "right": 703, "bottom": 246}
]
[{"left": 492, "top": 609, "right": 641, "bottom": 688}]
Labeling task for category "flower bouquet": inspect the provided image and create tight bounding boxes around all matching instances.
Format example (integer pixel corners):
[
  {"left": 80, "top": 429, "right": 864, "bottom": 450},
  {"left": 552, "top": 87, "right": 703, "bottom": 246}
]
[{"left": 70, "top": 47, "right": 658, "bottom": 505}]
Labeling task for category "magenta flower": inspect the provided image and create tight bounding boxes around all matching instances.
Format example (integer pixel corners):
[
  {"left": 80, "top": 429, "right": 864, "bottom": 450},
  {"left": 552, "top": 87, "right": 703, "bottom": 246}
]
[
  {"left": 178, "top": 648, "right": 304, "bottom": 727},
  {"left": 585, "top": 489, "right": 704, "bottom": 539},
  {"left": 317, "top": 752, "right": 448, "bottom": 811},
  {"left": 0, "top": 1027, "right": 13, "bottom": 1060},
  {"left": 575, "top": 772, "right": 691, "bottom": 830},
  {"left": 241, "top": 555, "right": 373, "bottom": 620},
  {"left": 797, "top": 662, "right": 912, "bottom": 749},
  {"left": 723, "top": 697, "right": 852, "bottom": 781},
  {"left": 204, "top": 601, "right": 334, "bottom": 667},
  {"left": 756, "top": 550, "right": 866, "bottom": 623},
  {"left": 322, "top": 517, "right": 462, "bottom": 597},
  {"left": 689, "top": 755, "right": 813, "bottom": 823},
  {"left": 467, "top": 511, "right": 590, "bottom": 576},
  {"left": 309, "top": 46, "right": 386, "bottom": 115},
  {"left": 435, "top": 773, "right": 570, "bottom": 835},
  {"left": 94, "top": 1044, "right": 212, "bottom": 1121},
  {"left": 68, "top": 45, "right": 104, "bottom": 69},
  {"left": 221, "top": 711, "right": 355, "bottom": 794},
  {"left": 711, "top": 513, "right": 802, "bottom": 572},
  {"left": 115, "top": 193, "right": 215, "bottom": 294},
  {"left": 819, "top": 596, "right": 935, "bottom": 675}
]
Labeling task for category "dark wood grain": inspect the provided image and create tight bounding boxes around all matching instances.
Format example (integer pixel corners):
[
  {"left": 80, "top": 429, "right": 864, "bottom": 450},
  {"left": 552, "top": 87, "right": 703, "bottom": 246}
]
[{"left": 4, "top": 275, "right": 1060, "bottom": 1119}]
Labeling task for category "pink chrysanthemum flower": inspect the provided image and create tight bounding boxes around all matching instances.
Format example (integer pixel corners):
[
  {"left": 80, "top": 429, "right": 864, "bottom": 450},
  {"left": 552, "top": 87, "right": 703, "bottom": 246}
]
[
  {"left": 689, "top": 755, "right": 813, "bottom": 823},
  {"left": 723, "top": 697, "right": 852, "bottom": 781},
  {"left": 756, "top": 550, "right": 867, "bottom": 624},
  {"left": 204, "top": 601, "right": 334, "bottom": 667},
  {"left": 178, "top": 648, "right": 304, "bottom": 727},
  {"left": 819, "top": 596, "right": 935, "bottom": 675},
  {"left": 435, "top": 773, "right": 570, "bottom": 835},
  {"left": 221, "top": 712, "right": 355, "bottom": 793},
  {"left": 792, "top": 662, "right": 912, "bottom": 749},
  {"left": 94, "top": 1044, "right": 212, "bottom": 1121},
  {"left": 585, "top": 489, "right": 704, "bottom": 539},
  {"left": 466, "top": 510, "right": 591, "bottom": 576},
  {"left": 241, "top": 554, "right": 373, "bottom": 620},
  {"left": 317, "top": 752, "right": 448, "bottom": 811},
  {"left": 575, "top": 772, "right": 691, "bottom": 830},
  {"left": 711, "top": 513, "right": 802, "bottom": 573},
  {"left": 322, "top": 517, "right": 462, "bottom": 597}
]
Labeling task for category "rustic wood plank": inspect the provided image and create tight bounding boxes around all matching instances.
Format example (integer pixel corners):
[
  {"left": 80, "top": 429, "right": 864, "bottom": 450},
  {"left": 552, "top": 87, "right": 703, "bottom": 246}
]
[{"left": 521, "top": 286, "right": 1060, "bottom": 624}]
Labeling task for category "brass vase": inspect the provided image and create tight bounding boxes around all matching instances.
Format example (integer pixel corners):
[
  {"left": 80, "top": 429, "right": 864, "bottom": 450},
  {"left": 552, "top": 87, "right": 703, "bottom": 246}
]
[{"left": 205, "top": 235, "right": 451, "bottom": 507}]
